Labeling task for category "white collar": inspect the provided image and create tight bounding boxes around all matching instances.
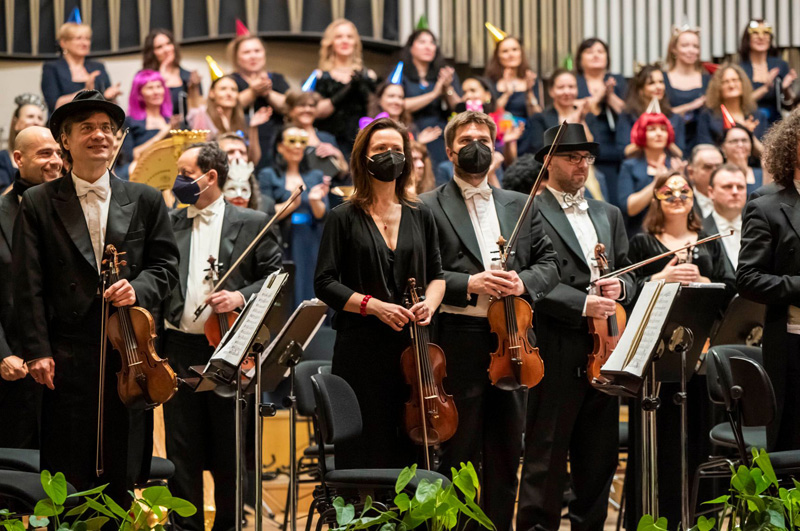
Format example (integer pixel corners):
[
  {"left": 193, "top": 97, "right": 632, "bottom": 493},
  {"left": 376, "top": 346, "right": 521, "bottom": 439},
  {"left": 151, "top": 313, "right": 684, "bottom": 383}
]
[
  {"left": 453, "top": 175, "right": 490, "bottom": 192},
  {"left": 72, "top": 170, "right": 110, "bottom": 192}
]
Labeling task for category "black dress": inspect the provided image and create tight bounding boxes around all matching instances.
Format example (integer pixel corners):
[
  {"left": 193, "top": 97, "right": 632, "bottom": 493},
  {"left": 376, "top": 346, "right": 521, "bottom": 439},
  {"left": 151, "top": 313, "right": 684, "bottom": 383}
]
[
  {"left": 314, "top": 201, "right": 444, "bottom": 469},
  {"left": 314, "top": 70, "right": 377, "bottom": 159},
  {"left": 625, "top": 231, "right": 731, "bottom": 527}
]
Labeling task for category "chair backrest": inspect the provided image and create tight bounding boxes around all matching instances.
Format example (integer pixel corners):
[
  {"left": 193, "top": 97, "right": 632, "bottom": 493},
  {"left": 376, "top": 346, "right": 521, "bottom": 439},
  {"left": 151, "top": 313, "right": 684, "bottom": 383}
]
[
  {"left": 706, "top": 345, "right": 763, "bottom": 405},
  {"left": 311, "top": 373, "right": 363, "bottom": 445},
  {"left": 295, "top": 360, "right": 332, "bottom": 417},
  {"left": 302, "top": 326, "right": 336, "bottom": 362}
]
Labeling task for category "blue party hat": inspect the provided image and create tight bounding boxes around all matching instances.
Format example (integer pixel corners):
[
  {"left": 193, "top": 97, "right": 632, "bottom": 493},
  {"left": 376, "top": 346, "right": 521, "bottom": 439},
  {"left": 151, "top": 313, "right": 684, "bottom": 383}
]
[
  {"left": 302, "top": 70, "right": 320, "bottom": 92},
  {"left": 67, "top": 7, "right": 82, "bottom": 24},
  {"left": 389, "top": 62, "right": 404, "bottom": 84}
]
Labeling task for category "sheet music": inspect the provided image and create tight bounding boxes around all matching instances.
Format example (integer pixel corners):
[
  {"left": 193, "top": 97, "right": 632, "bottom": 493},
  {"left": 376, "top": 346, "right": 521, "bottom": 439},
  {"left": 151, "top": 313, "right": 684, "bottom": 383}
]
[
  {"left": 624, "top": 282, "right": 680, "bottom": 376},
  {"left": 207, "top": 271, "right": 289, "bottom": 367},
  {"left": 601, "top": 281, "right": 662, "bottom": 373}
]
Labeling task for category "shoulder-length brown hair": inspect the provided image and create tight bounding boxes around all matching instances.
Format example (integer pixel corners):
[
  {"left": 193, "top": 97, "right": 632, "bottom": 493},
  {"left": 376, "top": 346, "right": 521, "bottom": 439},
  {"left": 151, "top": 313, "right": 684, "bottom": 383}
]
[
  {"left": 142, "top": 29, "right": 182, "bottom": 70},
  {"left": 642, "top": 171, "right": 702, "bottom": 235},
  {"left": 368, "top": 82, "right": 412, "bottom": 127},
  {"left": 410, "top": 140, "right": 435, "bottom": 194},
  {"left": 349, "top": 118, "right": 415, "bottom": 211},
  {"left": 484, "top": 37, "right": 531, "bottom": 82},
  {"left": 318, "top": 19, "right": 364, "bottom": 72},
  {"left": 705, "top": 63, "right": 757, "bottom": 117},
  {"left": 625, "top": 64, "right": 673, "bottom": 117},
  {"left": 665, "top": 30, "right": 702, "bottom": 71},
  {"left": 208, "top": 76, "right": 247, "bottom": 134}
]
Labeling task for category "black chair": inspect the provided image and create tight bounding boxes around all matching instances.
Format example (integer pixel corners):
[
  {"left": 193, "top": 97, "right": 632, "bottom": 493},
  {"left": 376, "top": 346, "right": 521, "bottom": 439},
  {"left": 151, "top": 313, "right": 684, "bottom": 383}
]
[
  {"left": 0, "top": 469, "right": 78, "bottom": 514},
  {"left": 308, "top": 373, "right": 450, "bottom": 531},
  {"left": 301, "top": 327, "right": 335, "bottom": 362},
  {"left": 691, "top": 345, "right": 800, "bottom": 518}
]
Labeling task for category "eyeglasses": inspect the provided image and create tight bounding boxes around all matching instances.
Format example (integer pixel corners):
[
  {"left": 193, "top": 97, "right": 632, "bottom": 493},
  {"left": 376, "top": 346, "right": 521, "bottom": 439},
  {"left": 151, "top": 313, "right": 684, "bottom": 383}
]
[
  {"left": 282, "top": 135, "right": 309, "bottom": 147},
  {"left": 555, "top": 153, "right": 596, "bottom": 165}
]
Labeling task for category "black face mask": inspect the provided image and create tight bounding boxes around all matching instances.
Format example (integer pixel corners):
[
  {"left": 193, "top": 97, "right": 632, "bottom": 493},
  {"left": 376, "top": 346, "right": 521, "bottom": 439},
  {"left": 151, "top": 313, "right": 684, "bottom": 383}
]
[
  {"left": 456, "top": 141, "right": 493, "bottom": 174},
  {"left": 367, "top": 150, "right": 406, "bottom": 182}
]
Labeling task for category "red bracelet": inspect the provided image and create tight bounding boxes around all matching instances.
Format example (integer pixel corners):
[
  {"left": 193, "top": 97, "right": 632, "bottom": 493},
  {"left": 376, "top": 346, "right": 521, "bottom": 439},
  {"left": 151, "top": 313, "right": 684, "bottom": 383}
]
[{"left": 360, "top": 295, "right": 372, "bottom": 317}]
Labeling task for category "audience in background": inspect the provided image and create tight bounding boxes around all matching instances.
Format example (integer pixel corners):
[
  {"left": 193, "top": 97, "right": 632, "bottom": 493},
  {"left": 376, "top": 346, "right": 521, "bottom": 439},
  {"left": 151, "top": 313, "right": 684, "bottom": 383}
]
[
  {"left": 141, "top": 29, "right": 201, "bottom": 122},
  {"left": 283, "top": 90, "right": 347, "bottom": 180},
  {"left": 719, "top": 124, "right": 764, "bottom": 197},
  {"left": 663, "top": 28, "right": 709, "bottom": 149},
  {"left": 698, "top": 64, "right": 767, "bottom": 145},
  {"left": 685, "top": 144, "right": 724, "bottom": 218},
  {"left": 122, "top": 70, "right": 177, "bottom": 167},
  {"left": 0, "top": 94, "right": 47, "bottom": 188},
  {"left": 484, "top": 36, "right": 541, "bottom": 120}
]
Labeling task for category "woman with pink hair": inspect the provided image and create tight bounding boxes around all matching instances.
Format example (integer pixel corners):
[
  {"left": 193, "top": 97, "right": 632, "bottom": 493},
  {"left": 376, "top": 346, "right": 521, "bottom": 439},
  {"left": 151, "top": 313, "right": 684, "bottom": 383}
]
[
  {"left": 122, "top": 69, "right": 178, "bottom": 165},
  {"left": 616, "top": 110, "right": 684, "bottom": 235}
]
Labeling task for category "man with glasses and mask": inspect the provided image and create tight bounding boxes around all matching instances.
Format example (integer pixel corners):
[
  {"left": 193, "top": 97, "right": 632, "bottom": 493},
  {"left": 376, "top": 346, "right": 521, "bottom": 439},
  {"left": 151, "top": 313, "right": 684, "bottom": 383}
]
[
  {"left": 12, "top": 91, "right": 179, "bottom": 502},
  {"left": 516, "top": 123, "right": 635, "bottom": 531},
  {"left": 163, "top": 142, "right": 282, "bottom": 531},
  {"left": 420, "top": 111, "right": 560, "bottom": 531},
  {"left": 685, "top": 144, "right": 723, "bottom": 217}
]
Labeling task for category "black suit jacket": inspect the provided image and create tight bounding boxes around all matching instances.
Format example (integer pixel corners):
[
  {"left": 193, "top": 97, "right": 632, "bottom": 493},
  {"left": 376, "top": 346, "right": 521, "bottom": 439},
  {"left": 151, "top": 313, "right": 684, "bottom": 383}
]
[
  {"left": 12, "top": 174, "right": 180, "bottom": 361},
  {"left": 164, "top": 202, "right": 283, "bottom": 327},
  {"left": 420, "top": 179, "right": 560, "bottom": 309},
  {"left": 702, "top": 213, "right": 737, "bottom": 284},
  {"left": 736, "top": 184, "right": 800, "bottom": 446},
  {"left": 0, "top": 188, "right": 20, "bottom": 360},
  {"left": 534, "top": 189, "right": 635, "bottom": 330}
]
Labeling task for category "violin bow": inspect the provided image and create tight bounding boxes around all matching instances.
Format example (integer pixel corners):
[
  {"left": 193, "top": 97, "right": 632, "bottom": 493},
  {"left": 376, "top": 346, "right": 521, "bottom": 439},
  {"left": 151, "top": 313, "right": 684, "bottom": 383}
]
[
  {"left": 192, "top": 184, "right": 305, "bottom": 321},
  {"left": 591, "top": 230, "right": 735, "bottom": 284},
  {"left": 503, "top": 121, "right": 569, "bottom": 264},
  {"left": 108, "top": 127, "right": 130, "bottom": 172}
]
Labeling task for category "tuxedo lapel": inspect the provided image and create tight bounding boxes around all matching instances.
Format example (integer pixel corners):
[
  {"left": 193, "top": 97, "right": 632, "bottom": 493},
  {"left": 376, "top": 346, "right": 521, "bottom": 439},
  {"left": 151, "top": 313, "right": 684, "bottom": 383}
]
[
  {"left": 779, "top": 187, "right": 800, "bottom": 242},
  {"left": 439, "top": 180, "right": 482, "bottom": 265},
  {"left": 105, "top": 178, "right": 135, "bottom": 251},
  {"left": 0, "top": 196, "right": 17, "bottom": 251},
  {"left": 493, "top": 188, "right": 519, "bottom": 241},
  {"left": 172, "top": 210, "right": 193, "bottom": 297},
  {"left": 219, "top": 204, "right": 244, "bottom": 274},
  {"left": 51, "top": 175, "right": 96, "bottom": 272},
  {"left": 587, "top": 202, "right": 611, "bottom": 253},
  {"left": 539, "top": 189, "right": 587, "bottom": 266}
]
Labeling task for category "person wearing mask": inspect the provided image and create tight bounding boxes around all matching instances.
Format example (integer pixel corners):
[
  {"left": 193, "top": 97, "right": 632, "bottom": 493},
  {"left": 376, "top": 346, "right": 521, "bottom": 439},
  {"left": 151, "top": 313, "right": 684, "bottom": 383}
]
[
  {"left": 698, "top": 64, "right": 768, "bottom": 144},
  {"left": 312, "top": 19, "right": 377, "bottom": 158},
  {"left": 13, "top": 90, "right": 179, "bottom": 503},
  {"left": 517, "top": 124, "right": 634, "bottom": 531},
  {"left": 141, "top": 29, "right": 201, "bottom": 121},
  {"left": 685, "top": 144, "right": 724, "bottom": 217},
  {"left": 218, "top": 132, "right": 274, "bottom": 215},
  {"left": 663, "top": 27, "right": 710, "bottom": 150},
  {"left": 703, "top": 163, "right": 747, "bottom": 279},
  {"left": 0, "top": 94, "right": 47, "bottom": 188},
  {"left": 420, "top": 111, "right": 560, "bottom": 531},
  {"left": 314, "top": 118, "right": 445, "bottom": 469},
  {"left": 41, "top": 22, "right": 121, "bottom": 111},
  {"left": 400, "top": 29, "right": 461, "bottom": 167},
  {"left": 737, "top": 108, "right": 800, "bottom": 452},
  {"left": 228, "top": 34, "right": 290, "bottom": 168},
  {"left": 483, "top": 35, "right": 540, "bottom": 120},
  {"left": 738, "top": 19, "right": 797, "bottom": 125},
  {"left": 0, "top": 126, "right": 63, "bottom": 449},
  {"left": 163, "top": 142, "right": 282, "bottom": 531}
]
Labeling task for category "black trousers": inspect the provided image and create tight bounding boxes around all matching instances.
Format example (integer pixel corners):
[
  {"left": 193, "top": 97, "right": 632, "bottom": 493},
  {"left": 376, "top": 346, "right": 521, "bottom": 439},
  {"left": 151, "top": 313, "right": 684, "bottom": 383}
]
[
  {"left": 0, "top": 375, "right": 40, "bottom": 449},
  {"left": 516, "top": 330, "right": 618, "bottom": 531},
  {"left": 766, "top": 332, "right": 800, "bottom": 451},
  {"left": 163, "top": 330, "right": 238, "bottom": 531},
  {"left": 435, "top": 314, "right": 525, "bottom": 531}
]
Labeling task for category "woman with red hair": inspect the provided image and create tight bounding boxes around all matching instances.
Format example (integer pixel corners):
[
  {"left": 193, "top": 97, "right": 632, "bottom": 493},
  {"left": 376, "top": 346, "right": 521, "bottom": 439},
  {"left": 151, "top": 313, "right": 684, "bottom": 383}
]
[{"left": 616, "top": 111, "right": 684, "bottom": 235}]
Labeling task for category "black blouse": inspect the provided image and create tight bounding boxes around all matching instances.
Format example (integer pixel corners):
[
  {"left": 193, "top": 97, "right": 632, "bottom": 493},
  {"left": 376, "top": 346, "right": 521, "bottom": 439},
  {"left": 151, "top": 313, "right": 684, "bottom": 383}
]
[{"left": 314, "top": 201, "right": 444, "bottom": 331}]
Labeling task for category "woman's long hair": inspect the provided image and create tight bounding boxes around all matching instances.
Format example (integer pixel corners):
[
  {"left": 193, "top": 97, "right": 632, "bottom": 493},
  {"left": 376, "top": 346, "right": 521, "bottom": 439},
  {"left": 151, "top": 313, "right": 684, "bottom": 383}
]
[
  {"left": 142, "top": 29, "right": 182, "bottom": 71},
  {"left": 624, "top": 64, "right": 673, "bottom": 117},
  {"left": 368, "top": 82, "right": 413, "bottom": 127},
  {"left": 484, "top": 37, "right": 531, "bottom": 82},
  {"left": 399, "top": 29, "right": 446, "bottom": 84},
  {"left": 318, "top": 19, "right": 364, "bottom": 72},
  {"left": 128, "top": 69, "right": 172, "bottom": 120},
  {"left": 705, "top": 64, "right": 757, "bottom": 117},
  {"left": 642, "top": 172, "right": 702, "bottom": 234},
  {"left": 207, "top": 76, "right": 247, "bottom": 134}
]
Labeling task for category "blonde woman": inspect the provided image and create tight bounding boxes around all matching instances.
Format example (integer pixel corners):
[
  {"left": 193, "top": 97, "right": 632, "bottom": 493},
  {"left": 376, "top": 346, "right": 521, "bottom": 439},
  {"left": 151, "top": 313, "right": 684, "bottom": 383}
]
[
  {"left": 313, "top": 18, "right": 377, "bottom": 157},
  {"left": 663, "top": 28, "right": 709, "bottom": 148},
  {"left": 42, "top": 22, "right": 121, "bottom": 110},
  {"left": 698, "top": 63, "right": 767, "bottom": 145}
]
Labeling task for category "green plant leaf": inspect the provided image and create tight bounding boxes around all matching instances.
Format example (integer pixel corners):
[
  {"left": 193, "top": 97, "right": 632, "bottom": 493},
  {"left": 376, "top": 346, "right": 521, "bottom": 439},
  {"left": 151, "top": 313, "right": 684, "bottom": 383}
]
[
  {"left": 163, "top": 497, "right": 197, "bottom": 518},
  {"left": 4, "top": 521, "right": 26, "bottom": 531},
  {"left": 142, "top": 486, "right": 171, "bottom": 506},
  {"left": 84, "top": 498, "right": 115, "bottom": 519},
  {"left": 84, "top": 517, "right": 109, "bottom": 531},
  {"left": 40, "top": 471, "right": 68, "bottom": 506},
  {"left": 28, "top": 515, "right": 50, "bottom": 527},
  {"left": 696, "top": 515, "right": 716, "bottom": 531},
  {"left": 395, "top": 466, "right": 417, "bottom": 495},
  {"left": 394, "top": 493, "right": 411, "bottom": 512},
  {"left": 101, "top": 494, "right": 129, "bottom": 521},
  {"left": 65, "top": 501, "right": 90, "bottom": 518},
  {"left": 414, "top": 479, "right": 440, "bottom": 506},
  {"left": 362, "top": 496, "right": 373, "bottom": 516},
  {"left": 733, "top": 465, "right": 757, "bottom": 495},
  {"left": 637, "top": 515, "right": 670, "bottom": 531},
  {"left": 67, "top": 485, "right": 108, "bottom": 498},
  {"left": 753, "top": 449, "right": 779, "bottom": 488},
  {"left": 333, "top": 497, "right": 355, "bottom": 526},
  {"left": 702, "top": 494, "right": 730, "bottom": 505},
  {"left": 33, "top": 499, "right": 63, "bottom": 517},
  {"left": 0, "top": 509, "right": 10, "bottom": 516},
  {"left": 452, "top": 464, "right": 479, "bottom": 501},
  {"left": 378, "top": 524, "right": 396, "bottom": 531}
]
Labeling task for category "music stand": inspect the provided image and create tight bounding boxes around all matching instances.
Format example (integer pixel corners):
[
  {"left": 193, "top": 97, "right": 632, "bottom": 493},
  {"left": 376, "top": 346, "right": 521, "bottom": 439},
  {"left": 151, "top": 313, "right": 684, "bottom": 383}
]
[
  {"left": 244, "top": 300, "right": 329, "bottom": 531},
  {"left": 710, "top": 295, "right": 766, "bottom": 348},
  {"left": 597, "top": 283, "right": 727, "bottom": 527}
]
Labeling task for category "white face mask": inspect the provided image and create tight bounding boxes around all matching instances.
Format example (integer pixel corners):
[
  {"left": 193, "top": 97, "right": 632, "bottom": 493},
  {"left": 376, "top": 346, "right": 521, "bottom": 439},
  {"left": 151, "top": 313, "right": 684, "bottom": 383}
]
[
  {"left": 223, "top": 158, "right": 254, "bottom": 201},
  {"left": 223, "top": 181, "right": 252, "bottom": 201}
]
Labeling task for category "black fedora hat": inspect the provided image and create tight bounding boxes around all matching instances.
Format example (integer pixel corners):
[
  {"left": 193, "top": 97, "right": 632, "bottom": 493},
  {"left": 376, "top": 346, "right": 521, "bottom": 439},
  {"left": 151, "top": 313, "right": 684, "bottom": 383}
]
[
  {"left": 48, "top": 90, "right": 125, "bottom": 139},
  {"left": 534, "top": 123, "right": 599, "bottom": 162}
]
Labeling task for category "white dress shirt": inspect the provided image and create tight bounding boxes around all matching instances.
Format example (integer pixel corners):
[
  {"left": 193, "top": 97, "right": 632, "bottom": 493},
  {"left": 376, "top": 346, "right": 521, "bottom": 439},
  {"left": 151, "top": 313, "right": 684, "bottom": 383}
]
[
  {"left": 710, "top": 210, "right": 742, "bottom": 269},
  {"left": 694, "top": 190, "right": 714, "bottom": 218},
  {"left": 72, "top": 171, "right": 111, "bottom": 272},
  {"left": 440, "top": 176, "right": 502, "bottom": 318},
  {"left": 170, "top": 195, "right": 226, "bottom": 335}
]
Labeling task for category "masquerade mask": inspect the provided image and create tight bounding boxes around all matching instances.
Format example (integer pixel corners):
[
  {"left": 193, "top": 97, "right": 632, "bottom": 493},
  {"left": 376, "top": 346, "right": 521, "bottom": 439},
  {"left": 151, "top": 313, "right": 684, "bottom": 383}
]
[
  {"left": 282, "top": 133, "right": 309, "bottom": 147},
  {"left": 748, "top": 21, "right": 773, "bottom": 36},
  {"left": 224, "top": 159, "right": 254, "bottom": 201},
  {"left": 223, "top": 181, "right": 252, "bottom": 201},
  {"left": 655, "top": 176, "right": 693, "bottom": 203}
]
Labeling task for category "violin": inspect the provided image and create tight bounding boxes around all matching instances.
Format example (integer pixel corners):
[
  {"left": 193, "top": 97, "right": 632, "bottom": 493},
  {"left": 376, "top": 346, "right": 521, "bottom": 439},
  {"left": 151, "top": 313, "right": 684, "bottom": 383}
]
[
  {"left": 487, "top": 237, "right": 545, "bottom": 390},
  {"left": 103, "top": 244, "right": 178, "bottom": 410},
  {"left": 203, "top": 256, "right": 239, "bottom": 348},
  {"left": 400, "top": 278, "right": 458, "bottom": 470},
  {"left": 587, "top": 244, "right": 627, "bottom": 383}
]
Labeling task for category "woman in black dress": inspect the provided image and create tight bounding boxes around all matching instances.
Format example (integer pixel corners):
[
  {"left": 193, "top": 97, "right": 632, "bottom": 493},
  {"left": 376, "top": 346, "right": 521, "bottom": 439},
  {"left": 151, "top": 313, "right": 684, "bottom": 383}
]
[
  {"left": 314, "top": 118, "right": 445, "bottom": 469},
  {"left": 141, "top": 29, "right": 201, "bottom": 123}
]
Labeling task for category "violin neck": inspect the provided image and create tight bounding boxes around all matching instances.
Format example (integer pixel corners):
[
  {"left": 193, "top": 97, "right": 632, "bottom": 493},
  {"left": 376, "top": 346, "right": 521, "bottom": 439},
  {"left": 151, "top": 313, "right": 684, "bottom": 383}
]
[{"left": 218, "top": 312, "right": 229, "bottom": 335}]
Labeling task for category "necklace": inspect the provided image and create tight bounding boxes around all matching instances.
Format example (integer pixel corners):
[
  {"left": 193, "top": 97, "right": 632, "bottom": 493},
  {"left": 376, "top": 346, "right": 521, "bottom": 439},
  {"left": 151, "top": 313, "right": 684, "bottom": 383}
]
[{"left": 371, "top": 204, "right": 400, "bottom": 232}]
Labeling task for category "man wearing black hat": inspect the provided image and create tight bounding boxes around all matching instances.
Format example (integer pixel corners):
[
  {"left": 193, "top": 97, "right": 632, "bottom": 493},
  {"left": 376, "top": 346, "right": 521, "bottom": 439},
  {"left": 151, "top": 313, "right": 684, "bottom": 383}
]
[
  {"left": 12, "top": 91, "right": 179, "bottom": 502},
  {"left": 516, "top": 124, "right": 635, "bottom": 531},
  {"left": 420, "top": 111, "right": 560, "bottom": 531}
]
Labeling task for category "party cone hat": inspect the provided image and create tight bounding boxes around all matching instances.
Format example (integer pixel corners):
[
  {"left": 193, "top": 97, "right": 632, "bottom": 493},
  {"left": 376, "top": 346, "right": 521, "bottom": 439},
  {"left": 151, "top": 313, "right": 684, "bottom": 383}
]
[
  {"left": 389, "top": 62, "right": 404, "bottom": 84},
  {"left": 645, "top": 96, "right": 662, "bottom": 115},
  {"left": 720, "top": 104, "right": 736, "bottom": 129},
  {"left": 416, "top": 15, "right": 429, "bottom": 30},
  {"left": 67, "top": 7, "right": 82, "bottom": 23},
  {"left": 302, "top": 70, "right": 320, "bottom": 92},
  {"left": 206, "top": 55, "right": 225, "bottom": 82},
  {"left": 561, "top": 53, "right": 574, "bottom": 71},
  {"left": 235, "top": 19, "right": 250, "bottom": 37},
  {"left": 485, "top": 22, "right": 507, "bottom": 43}
]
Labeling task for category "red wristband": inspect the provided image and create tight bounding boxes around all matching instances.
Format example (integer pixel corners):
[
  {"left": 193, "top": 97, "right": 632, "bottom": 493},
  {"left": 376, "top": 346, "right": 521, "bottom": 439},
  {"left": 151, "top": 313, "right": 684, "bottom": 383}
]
[{"left": 360, "top": 295, "right": 372, "bottom": 317}]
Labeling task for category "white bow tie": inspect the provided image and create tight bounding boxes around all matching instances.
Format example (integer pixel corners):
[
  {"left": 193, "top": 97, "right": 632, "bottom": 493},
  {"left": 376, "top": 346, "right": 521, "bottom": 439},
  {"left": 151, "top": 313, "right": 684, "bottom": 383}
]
[
  {"left": 717, "top": 218, "right": 742, "bottom": 233},
  {"left": 74, "top": 179, "right": 108, "bottom": 201},
  {"left": 462, "top": 186, "right": 492, "bottom": 201},
  {"left": 187, "top": 205, "right": 217, "bottom": 222},
  {"left": 560, "top": 192, "right": 588, "bottom": 211}
]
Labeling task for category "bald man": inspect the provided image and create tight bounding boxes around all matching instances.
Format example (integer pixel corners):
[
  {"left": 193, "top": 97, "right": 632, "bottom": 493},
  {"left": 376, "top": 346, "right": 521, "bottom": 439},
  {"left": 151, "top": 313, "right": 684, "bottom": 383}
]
[{"left": 0, "top": 126, "right": 62, "bottom": 448}]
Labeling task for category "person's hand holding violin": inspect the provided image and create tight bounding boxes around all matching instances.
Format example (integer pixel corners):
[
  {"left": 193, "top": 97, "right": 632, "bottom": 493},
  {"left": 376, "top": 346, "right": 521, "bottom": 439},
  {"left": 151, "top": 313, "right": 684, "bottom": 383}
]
[
  {"left": 104, "top": 279, "right": 136, "bottom": 307},
  {"left": 651, "top": 255, "right": 701, "bottom": 284},
  {"left": 595, "top": 278, "right": 622, "bottom": 300},
  {"left": 365, "top": 298, "right": 415, "bottom": 332},
  {"left": 468, "top": 270, "right": 525, "bottom": 298},
  {"left": 206, "top": 290, "right": 245, "bottom": 314},
  {"left": 585, "top": 294, "right": 617, "bottom": 319},
  {"left": 409, "top": 299, "right": 436, "bottom": 326}
]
